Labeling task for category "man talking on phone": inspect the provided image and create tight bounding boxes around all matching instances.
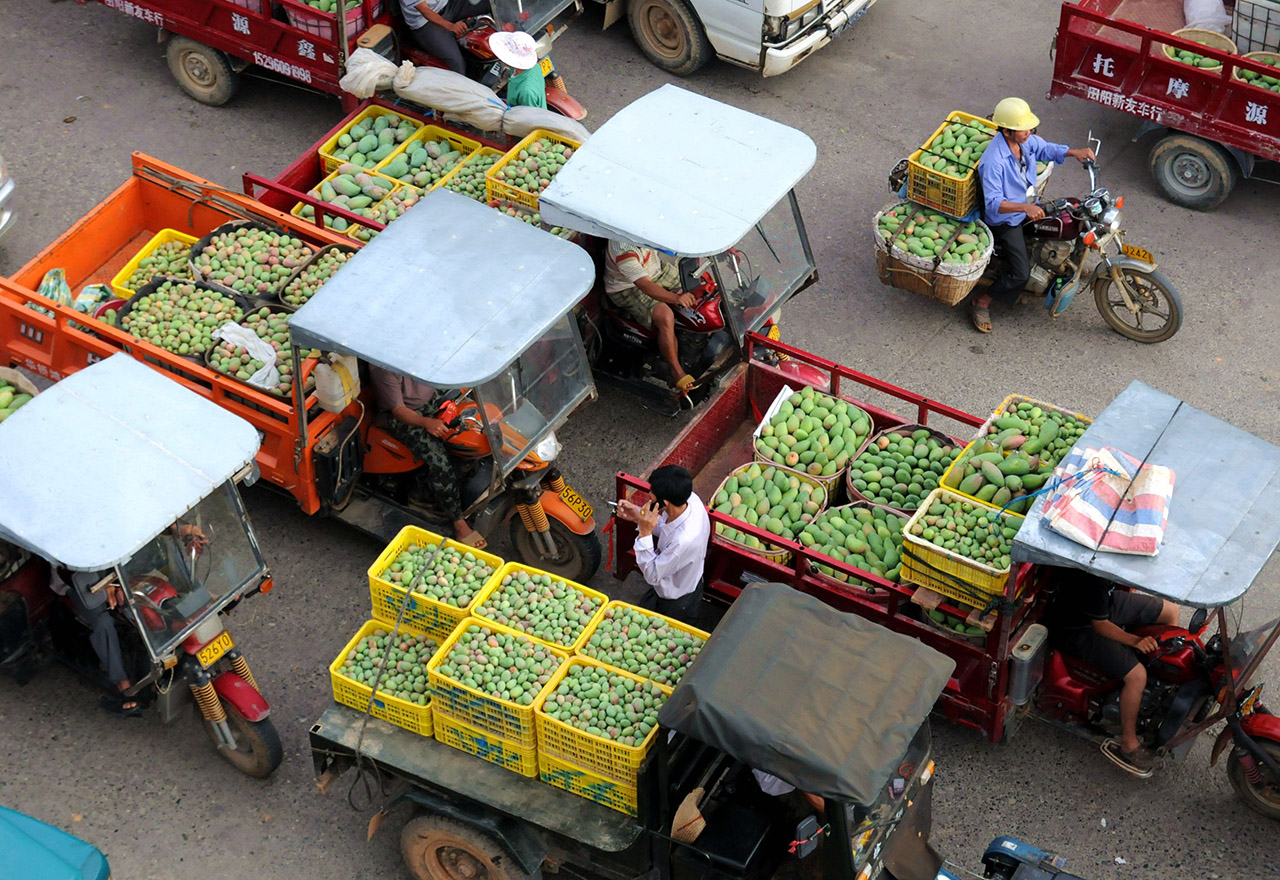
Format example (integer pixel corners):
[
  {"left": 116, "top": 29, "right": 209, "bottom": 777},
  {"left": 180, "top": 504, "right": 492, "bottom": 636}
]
[{"left": 616, "top": 465, "right": 710, "bottom": 626}]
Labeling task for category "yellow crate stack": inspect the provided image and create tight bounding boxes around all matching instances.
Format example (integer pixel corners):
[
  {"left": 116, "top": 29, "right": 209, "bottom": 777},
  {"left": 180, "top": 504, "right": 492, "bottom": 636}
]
[
  {"left": 471, "top": 562, "right": 608, "bottom": 653},
  {"left": 485, "top": 129, "right": 581, "bottom": 211},
  {"left": 329, "top": 619, "right": 439, "bottom": 736},
  {"left": 109, "top": 229, "right": 199, "bottom": 300},
  {"left": 906, "top": 111, "right": 997, "bottom": 218}
]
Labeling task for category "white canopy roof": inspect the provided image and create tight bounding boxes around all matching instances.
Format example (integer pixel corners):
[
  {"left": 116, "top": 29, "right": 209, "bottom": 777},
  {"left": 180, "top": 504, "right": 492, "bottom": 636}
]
[
  {"left": 0, "top": 355, "right": 261, "bottom": 570},
  {"left": 539, "top": 84, "right": 817, "bottom": 257}
]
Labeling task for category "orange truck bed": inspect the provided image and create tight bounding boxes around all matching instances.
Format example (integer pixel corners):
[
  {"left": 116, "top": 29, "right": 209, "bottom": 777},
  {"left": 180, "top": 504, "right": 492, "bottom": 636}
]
[{"left": 1, "top": 153, "right": 356, "bottom": 513}]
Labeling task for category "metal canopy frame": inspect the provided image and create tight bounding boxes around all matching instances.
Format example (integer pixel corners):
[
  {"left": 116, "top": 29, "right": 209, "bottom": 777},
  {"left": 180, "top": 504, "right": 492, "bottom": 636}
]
[
  {"left": 0, "top": 355, "right": 260, "bottom": 571},
  {"left": 539, "top": 84, "right": 818, "bottom": 257},
  {"left": 1013, "top": 380, "right": 1280, "bottom": 608},
  {"left": 288, "top": 189, "right": 597, "bottom": 389}
]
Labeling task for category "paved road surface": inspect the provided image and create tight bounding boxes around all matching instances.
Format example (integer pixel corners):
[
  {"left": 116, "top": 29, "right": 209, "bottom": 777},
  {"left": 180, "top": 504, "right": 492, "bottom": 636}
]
[{"left": 0, "top": 1, "right": 1276, "bottom": 877}]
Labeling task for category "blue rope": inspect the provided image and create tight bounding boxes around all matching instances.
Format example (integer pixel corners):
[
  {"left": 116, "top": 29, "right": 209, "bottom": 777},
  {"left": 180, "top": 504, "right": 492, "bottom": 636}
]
[{"left": 984, "top": 463, "right": 1125, "bottom": 520}]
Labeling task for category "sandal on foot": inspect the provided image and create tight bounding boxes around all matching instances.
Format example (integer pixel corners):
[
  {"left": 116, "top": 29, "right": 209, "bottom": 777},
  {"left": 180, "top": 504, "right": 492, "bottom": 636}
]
[
  {"left": 970, "top": 300, "right": 993, "bottom": 334},
  {"left": 100, "top": 694, "right": 143, "bottom": 718},
  {"left": 1101, "top": 738, "right": 1156, "bottom": 778},
  {"left": 457, "top": 531, "right": 488, "bottom": 550}
]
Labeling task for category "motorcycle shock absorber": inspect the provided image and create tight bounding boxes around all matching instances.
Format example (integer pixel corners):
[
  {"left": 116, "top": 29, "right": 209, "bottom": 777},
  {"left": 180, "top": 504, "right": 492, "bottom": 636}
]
[
  {"left": 547, "top": 468, "right": 567, "bottom": 495},
  {"left": 515, "top": 494, "right": 558, "bottom": 558},
  {"left": 228, "top": 650, "right": 258, "bottom": 693},
  {"left": 191, "top": 679, "right": 227, "bottom": 725},
  {"left": 1237, "top": 748, "right": 1266, "bottom": 786}
]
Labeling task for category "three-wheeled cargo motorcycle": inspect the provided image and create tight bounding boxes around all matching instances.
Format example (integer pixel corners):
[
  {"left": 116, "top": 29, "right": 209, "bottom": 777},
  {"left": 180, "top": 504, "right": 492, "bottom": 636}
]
[
  {"left": 286, "top": 187, "right": 603, "bottom": 581},
  {"left": 0, "top": 355, "right": 282, "bottom": 777},
  {"left": 539, "top": 85, "right": 826, "bottom": 414},
  {"left": 309, "top": 583, "right": 1091, "bottom": 880}
]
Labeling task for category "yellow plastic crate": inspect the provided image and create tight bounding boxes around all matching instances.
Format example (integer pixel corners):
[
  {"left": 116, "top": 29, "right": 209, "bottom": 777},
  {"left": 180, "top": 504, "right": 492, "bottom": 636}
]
[
  {"left": 976, "top": 394, "right": 1093, "bottom": 459},
  {"left": 577, "top": 600, "right": 709, "bottom": 688},
  {"left": 939, "top": 439, "right": 1035, "bottom": 515},
  {"left": 110, "top": 229, "right": 199, "bottom": 300},
  {"left": 900, "top": 489, "right": 1025, "bottom": 609},
  {"left": 906, "top": 111, "right": 997, "bottom": 218},
  {"left": 538, "top": 751, "right": 639, "bottom": 816},
  {"left": 427, "top": 617, "right": 568, "bottom": 748},
  {"left": 534, "top": 657, "right": 670, "bottom": 785},
  {"left": 485, "top": 129, "right": 581, "bottom": 210},
  {"left": 433, "top": 709, "right": 538, "bottom": 777},
  {"left": 367, "top": 525, "right": 506, "bottom": 642},
  {"left": 374, "top": 124, "right": 481, "bottom": 191},
  {"left": 471, "top": 562, "right": 607, "bottom": 653},
  {"left": 329, "top": 619, "right": 437, "bottom": 736},
  {"left": 436, "top": 147, "right": 505, "bottom": 201},
  {"left": 318, "top": 106, "right": 424, "bottom": 174}
]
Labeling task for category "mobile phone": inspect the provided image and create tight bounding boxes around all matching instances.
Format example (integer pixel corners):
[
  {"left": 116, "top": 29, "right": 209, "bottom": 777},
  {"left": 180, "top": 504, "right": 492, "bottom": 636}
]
[{"left": 606, "top": 500, "right": 619, "bottom": 509}]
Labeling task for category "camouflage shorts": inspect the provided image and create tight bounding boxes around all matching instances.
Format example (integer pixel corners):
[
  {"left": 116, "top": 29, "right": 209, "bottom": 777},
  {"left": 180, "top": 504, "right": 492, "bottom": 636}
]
[{"left": 606, "top": 285, "right": 658, "bottom": 328}]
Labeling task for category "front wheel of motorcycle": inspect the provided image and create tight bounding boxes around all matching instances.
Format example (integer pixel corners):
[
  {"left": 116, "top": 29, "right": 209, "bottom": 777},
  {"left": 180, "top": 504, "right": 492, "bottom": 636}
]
[
  {"left": 1093, "top": 267, "right": 1182, "bottom": 344},
  {"left": 1227, "top": 738, "right": 1280, "bottom": 820},
  {"left": 509, "top": 517, "right": 603, "bottom": 583}
]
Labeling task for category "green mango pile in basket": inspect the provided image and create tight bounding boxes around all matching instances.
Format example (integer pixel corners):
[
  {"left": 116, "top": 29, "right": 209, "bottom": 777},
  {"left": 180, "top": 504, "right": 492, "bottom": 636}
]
[
  {"left": 848, "top": 429, "right": 962, "bottom": 510},
  {"left": 1239, "top": 57, "right": 1280, "bottom": 93},
  {"left": 540, "top": 663, "right": 668, "bottom": 746},
  {"left": 754, "top": 385, "right": 871, "bottom": 477},
  {"left": 713, "top": 463, "right": 826, "bottom": 549},
  {"left": 382, "top": 541, "right": 496, "bottom": 608},
  {"left": 909, "top": 496, "right": 1020, "bottom": 570},
  {"left": 474, "top": 569, "right": 602, "bottom": 647},
  {"left": 800, "top": 506, "right": 905, "bottom": 585},
  {"left": 435, "top": 624, "right": 562, "bottom": 705},
  {"left": 579, "top": 605, "right": 705, "bottom": 686},
  {"left": 879, "top": 207, "right": 990, "bottom": 265},
  {"left": 338, "top": 628, "right": 438, "bottom": 705}
]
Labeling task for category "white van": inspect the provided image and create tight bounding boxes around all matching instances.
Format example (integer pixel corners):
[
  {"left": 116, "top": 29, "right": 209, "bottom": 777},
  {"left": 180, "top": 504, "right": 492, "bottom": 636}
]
[{"left": 601, "top": 0, "right": 878, "bottom": 75}]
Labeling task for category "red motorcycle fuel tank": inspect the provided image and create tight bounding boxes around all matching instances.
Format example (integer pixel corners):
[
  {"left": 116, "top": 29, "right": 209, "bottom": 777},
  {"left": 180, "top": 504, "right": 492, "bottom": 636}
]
[
  {"left": 1029, "top": 203, "right": 1083, "bottom": 241},
  {"left": 672, "top": 294, "right": 726, "bottom": 333}
]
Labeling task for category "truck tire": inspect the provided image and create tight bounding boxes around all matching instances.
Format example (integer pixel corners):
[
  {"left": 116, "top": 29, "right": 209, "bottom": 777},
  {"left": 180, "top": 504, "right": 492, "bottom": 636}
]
[
  {"left": 1148, "top": 133, "right": 1237, "bottom": 211},
  {"left": 166, "top": 36, "right": 240, "bottom": 106},
  {"left": 627, "top": 0, "right": 712, "bottom": 76},
  {"left": 401, "top": 815, "right": 534, "bottom": 880}
]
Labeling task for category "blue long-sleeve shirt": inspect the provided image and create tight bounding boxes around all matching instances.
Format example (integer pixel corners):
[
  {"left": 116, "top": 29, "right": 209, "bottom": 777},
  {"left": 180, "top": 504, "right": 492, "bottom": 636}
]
[{"left": 978, "top": 133, "right": 1068, "bottom": 227}]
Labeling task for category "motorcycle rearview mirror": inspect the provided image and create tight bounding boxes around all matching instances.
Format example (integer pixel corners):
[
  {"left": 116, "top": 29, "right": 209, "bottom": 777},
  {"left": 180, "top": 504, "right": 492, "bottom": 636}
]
[{"left": 1189, "top": 607, "right": 1209, "bottom": 635}]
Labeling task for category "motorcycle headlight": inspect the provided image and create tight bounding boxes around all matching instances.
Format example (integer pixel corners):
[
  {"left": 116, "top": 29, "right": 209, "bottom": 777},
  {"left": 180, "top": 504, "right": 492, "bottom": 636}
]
[
  {"left": 1101, "top": 207, "right": 1121, "bottom": 233},
  {"left": 534, "top": 432, "right": 561, "bottom": 462}
]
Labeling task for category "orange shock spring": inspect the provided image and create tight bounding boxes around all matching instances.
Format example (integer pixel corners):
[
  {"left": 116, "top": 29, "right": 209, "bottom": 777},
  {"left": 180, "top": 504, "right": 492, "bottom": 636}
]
[
  {"left": 549, "top": 473, "right": 567, "bottom": 494},
  {"left": 230, "top": 654, "right": 259, "bottom": 693},
  {"left": 190, "top": 680, "right": 226, "bottom": 724},
  {"left": 516, "top": 500, "right": 551, "bottom": 533},
  {"left": 551, "top": 75, "right": 567, "bottom": 93}
]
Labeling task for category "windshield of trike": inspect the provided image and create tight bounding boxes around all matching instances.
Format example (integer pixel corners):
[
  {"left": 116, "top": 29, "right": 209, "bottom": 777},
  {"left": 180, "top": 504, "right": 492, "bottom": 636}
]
[
  {"left": 489, "top": 0, "right": 572, "bottom": 34},
  {"left": 712, "top": 191, "right": 814, "bottom": 340},
  {"left": 474, "top": 312, "right": 593, "bottom": 476},
  {"left": 118, "top": 482, "right": 265, "bottom": 657}
]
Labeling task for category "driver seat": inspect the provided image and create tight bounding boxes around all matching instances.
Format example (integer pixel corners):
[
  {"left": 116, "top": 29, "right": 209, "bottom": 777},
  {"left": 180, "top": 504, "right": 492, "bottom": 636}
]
[{"left": 601, "top": 292, "right": 659, "bottom": 344}]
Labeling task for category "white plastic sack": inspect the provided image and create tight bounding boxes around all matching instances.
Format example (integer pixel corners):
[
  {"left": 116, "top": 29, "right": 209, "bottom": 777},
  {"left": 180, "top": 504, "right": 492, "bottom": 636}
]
[
  {"left": 500, "top": 106, "right": 590, "bottom": 143},
  {"left": 213, "top": 322, "right": 280, "bottom": 392},
  {"left": 393, "top": 67, "right": 507, "bottom": 131},
  {"left": 1184, "top": 0, "right": 1232, "bottom": 34},
  {"left": 339, "top": 48, "right": 400, "bottom": 99}
]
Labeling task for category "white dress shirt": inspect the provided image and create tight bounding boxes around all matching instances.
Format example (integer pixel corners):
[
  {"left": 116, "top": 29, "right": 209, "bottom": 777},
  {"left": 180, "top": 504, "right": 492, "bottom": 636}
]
[
  {"left": 634, "top": 492, "right": 710, "bottom": 600},
  {"left": 752, "top": 769, "right": 796, "bottom": 796}
]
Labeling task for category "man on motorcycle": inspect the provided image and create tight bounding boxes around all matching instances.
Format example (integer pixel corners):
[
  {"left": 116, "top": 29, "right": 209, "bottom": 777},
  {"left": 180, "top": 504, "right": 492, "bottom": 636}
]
[
  {"left": 400, "top": 0, "right": 485, "bottom": 75},
  {"left": 604, "top": 240, "right": 698, "bottom": 395},
  {"left": 971, "top": 97, "right": 1096, "bottom": 334},
  {"left": 50, "top": 567, "right": 137, "bottom": 716},
  {"left": 370, "top": 366, "right": 485, "bottom": 548},
  {"left": 1045, "top": 571, "right": 1180, "bottom": 778}
]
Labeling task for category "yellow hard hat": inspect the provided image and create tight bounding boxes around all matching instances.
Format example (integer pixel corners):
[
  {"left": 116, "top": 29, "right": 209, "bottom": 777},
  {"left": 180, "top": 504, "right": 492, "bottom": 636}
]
[{"left": 991, "top": 97, "right": 1040, "bottom": 131}]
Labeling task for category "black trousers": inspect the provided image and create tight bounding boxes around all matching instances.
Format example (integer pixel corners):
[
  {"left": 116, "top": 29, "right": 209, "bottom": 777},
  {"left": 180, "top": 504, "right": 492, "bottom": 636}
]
[
  {"left": 639, "top": 580, "right": 704, "bottom": 628},
  {"left": 406, "top": 0, "right": 480, "bottom": 75},
  {"left": 987, "top": 223, "right": 1031, "bottom": 305}
]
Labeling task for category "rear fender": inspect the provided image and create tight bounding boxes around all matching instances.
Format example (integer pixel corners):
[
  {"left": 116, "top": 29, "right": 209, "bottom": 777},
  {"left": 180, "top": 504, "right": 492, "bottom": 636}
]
[
  {"left": 212, "top": 670, "right": 270, "bottom": 722},
  {"left": 544, "top": 87, "right": 586, "bottom": 121},
  {"left": 538, "top": 487, "right": 595, "bottom": 536}
]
